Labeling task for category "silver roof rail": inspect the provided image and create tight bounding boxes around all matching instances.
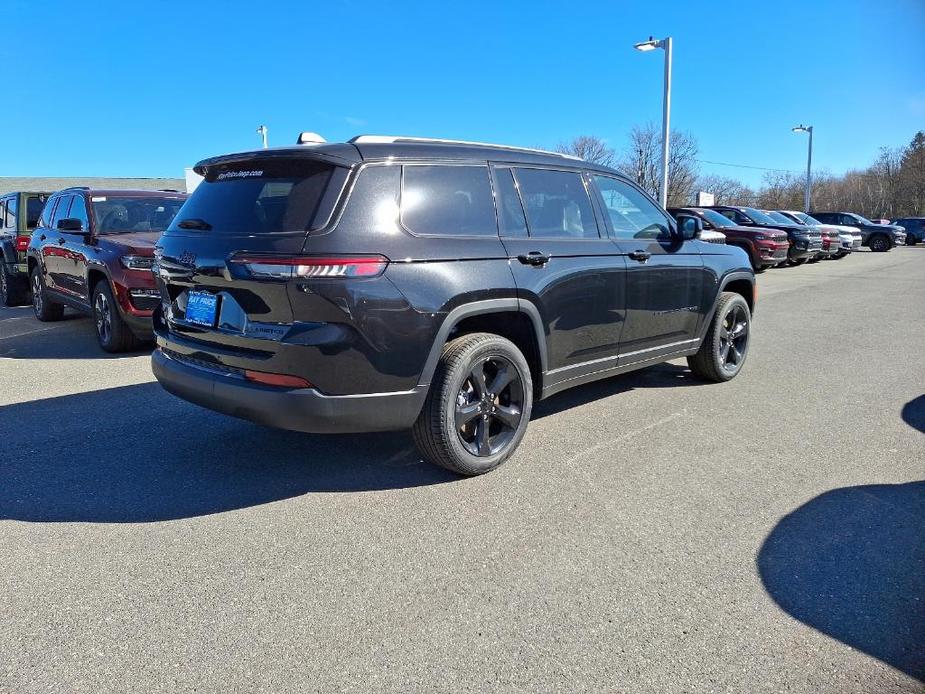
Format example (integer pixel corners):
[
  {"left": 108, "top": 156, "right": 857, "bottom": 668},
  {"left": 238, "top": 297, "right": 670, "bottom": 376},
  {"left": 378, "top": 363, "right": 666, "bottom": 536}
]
[{"left": 348, "top": 135, "right": 583, "bottom": 160}]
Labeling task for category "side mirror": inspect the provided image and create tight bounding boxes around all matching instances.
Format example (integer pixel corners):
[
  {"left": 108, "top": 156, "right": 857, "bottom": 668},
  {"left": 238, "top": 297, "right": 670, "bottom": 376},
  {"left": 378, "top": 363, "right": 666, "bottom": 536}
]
[
  {"left": 676, "top": 214, "right": 703, "bottom": 240},
  {"left": 57, "top": 218, "right": 87, "bottom": 233}
]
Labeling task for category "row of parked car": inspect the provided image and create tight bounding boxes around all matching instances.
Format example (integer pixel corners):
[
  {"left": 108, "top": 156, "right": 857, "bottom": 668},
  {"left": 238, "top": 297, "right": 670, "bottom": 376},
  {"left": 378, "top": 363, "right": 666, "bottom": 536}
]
[
  {"left": 666, "top": 205, "right": 913, "bottom": 271},
  {"left": 0, "top": 133, "right": 920, "bottom": 475}
]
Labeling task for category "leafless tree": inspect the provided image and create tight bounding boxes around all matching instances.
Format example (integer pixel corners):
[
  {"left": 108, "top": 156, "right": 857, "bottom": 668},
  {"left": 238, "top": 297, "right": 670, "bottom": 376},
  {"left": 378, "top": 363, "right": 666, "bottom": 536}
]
[
  {"left": 555, "top": 135, "right": 615, "bottom": 167},
  {"left": 695, "top": 174, "right": 757, "bottom": 206},
  {"left": 617, "top": 123, "right": 700, "bottom": 206}
]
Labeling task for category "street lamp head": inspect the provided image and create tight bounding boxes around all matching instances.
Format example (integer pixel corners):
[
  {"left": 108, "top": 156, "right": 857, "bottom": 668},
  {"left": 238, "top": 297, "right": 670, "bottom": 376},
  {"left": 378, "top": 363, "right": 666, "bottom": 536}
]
[
  {"left": 633, "top": 36, "right": 661, "bottom": 51},
  {"left": 792, "top": 124, "right": 812, "bottom": 134}
]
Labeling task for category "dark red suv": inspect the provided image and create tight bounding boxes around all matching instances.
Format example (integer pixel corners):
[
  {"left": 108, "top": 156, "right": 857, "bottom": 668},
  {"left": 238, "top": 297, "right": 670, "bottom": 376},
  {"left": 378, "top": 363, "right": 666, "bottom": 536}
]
[
  {"left": 26, "top": 188, "right": 187, "bottom": 351},
  {"left": 668, "top": 207, "right": 788, "bottom": 272}
]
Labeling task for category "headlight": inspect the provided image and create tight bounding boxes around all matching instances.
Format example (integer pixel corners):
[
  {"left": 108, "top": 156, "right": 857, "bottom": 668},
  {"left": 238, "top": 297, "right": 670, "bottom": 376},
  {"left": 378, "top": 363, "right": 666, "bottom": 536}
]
[
  {"left": 121, "top": 255, "right": 155, "bottom": 270},
  {"left": 753, "top": 234, "right": 768, "bottom": 240}
]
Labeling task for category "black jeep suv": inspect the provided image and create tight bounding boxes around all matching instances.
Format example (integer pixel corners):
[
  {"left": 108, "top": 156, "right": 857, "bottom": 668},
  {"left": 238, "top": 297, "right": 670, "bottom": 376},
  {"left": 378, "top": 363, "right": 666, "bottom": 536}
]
[{"left": 152, "top": 135, "right": 756, "bottom": 475}]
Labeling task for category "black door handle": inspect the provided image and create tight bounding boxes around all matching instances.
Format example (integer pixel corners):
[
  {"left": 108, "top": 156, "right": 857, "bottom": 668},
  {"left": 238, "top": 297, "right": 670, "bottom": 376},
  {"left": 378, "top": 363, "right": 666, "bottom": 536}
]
[
  {"left": 57, "top": 238, "right": 66, "bottom": 244},
  {"left": 39, "top": 234, "right": 46, "bottom": 241},
  {"left": 628, "top": 250, "right": 651, "bottom": 262},
  {"left": 517, "top": 251, "right": 551, "bottom": 266}
]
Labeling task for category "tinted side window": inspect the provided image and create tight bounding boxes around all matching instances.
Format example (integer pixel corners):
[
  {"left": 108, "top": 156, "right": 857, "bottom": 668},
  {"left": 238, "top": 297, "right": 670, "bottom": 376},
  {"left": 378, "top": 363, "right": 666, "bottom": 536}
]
[
  {"left": 401, "top": 165, "right": 497, "bottom": 237},
  {"left": 493, "top": 167, "right": 527, "bottom": 238},
  {"left": 593, "top": 175, "right": 671, "bottom": 240},
  {"left": 0, "top": 200, "right": 7, "bottom": 229},
  {"left": 513, "top": 168, "right": 598, "bottom": 239},
  {"left": 68, "top": 195, "right": 90, "bottom": 229}
]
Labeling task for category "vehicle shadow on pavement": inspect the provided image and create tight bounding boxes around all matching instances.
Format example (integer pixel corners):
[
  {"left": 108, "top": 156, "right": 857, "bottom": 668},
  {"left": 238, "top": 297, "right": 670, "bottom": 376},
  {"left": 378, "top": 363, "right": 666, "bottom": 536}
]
[
  {"left": 532, "top": 362, "right": 707, "bottom": 419},
  {"left": 901, "top": 395, "right": 925, "bottom": 434},
  {"left": 757, "top": 481, "right": 925, "bottom": 682},
  {"left": 0, "top": 315, "right": 152, "bottom": 359},
  {"left": 0, "top": 382, "right": 455, "bottom": 523}
]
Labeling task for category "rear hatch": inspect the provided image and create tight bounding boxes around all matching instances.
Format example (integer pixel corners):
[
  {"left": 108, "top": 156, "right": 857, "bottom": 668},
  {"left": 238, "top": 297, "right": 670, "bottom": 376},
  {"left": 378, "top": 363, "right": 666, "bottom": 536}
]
[{"left": 154, "top": 154, "right": 352, "bottom": 352}]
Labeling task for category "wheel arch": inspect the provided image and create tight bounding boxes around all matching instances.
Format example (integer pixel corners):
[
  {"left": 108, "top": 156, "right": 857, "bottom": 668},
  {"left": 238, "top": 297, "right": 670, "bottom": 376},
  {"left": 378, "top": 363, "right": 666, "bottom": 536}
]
[
  {"left": 417, "top": 299, "right": 548, "bottom": 394},
  {"left": 697, "top": 272, "right": 756, "bottom": 344}
]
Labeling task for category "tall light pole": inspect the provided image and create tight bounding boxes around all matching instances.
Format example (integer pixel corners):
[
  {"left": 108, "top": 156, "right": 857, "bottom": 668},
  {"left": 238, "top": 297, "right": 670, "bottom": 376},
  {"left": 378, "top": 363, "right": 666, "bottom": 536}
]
[
  {"left": 634, "top": 35, "right": 672, "bottom": 207},
  {"left": 256, "top": 124, "right": 269, "bottom": 149},
  {"left": 792, "top": 124, "right": 813, "bottom": 212}
]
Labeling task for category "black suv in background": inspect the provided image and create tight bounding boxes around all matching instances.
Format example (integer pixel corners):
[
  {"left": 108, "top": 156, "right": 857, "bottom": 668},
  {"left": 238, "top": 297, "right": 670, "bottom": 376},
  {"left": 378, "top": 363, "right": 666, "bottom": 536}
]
[
  {"left": 152, "top": 135, "right": 756, "bottom": 476},
  {"left": 810, "top": 212, "right": 906, "bottom": 251},
  {"left": 701, "top": 205, "right": 822, "bottom": 265},
  {"left": 0, "top": 191, "right": 49, "bottom": 305},
  {"left": 891, "top": 217, "right": 924, "bottom": 245},
  {"left": 27, "top": 188, "right": 187, "bottom": 351}
]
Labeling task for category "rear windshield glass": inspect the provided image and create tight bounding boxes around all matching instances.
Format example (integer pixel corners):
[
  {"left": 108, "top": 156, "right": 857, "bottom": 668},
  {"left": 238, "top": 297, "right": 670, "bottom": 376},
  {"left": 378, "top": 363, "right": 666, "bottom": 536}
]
[
  {"left": 26, "top": 195, "right": 48, "bottom": 228},
  {"left": 171, "top": 160, "right": 338, "bottom": 234},
  {"left": 93, "top": 196, "right": 186, "bottom": 234}
]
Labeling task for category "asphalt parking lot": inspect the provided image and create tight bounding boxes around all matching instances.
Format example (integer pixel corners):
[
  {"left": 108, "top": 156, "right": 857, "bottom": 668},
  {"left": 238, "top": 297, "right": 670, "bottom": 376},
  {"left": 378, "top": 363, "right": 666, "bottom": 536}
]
[{"left": 1, "top": 249, "right": 923, "bottom": 693}]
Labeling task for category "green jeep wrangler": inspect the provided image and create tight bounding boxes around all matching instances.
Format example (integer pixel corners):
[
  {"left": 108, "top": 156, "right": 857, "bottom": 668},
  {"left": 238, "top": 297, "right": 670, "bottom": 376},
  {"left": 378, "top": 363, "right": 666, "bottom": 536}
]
[{"left": 1, "top": 191, "right": 50, "bottom": 306}]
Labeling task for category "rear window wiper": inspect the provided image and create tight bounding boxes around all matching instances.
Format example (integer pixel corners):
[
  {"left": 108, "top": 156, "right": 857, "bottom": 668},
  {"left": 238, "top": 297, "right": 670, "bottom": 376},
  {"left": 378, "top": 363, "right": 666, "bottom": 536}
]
[{"left": 177, "top": 218, "right": 212, "bottom": 231}]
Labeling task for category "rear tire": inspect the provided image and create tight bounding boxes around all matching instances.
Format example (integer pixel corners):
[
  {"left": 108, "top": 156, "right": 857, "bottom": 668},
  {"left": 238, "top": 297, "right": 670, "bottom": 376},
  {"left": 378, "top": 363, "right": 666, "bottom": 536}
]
[
  {"left": 30, "top": 266, "right": 64, "bottom": 321},
  {"left": 0, "top": 264, "right": 24, "bottom": 306},
  {"left": 688, "top": 292, "right": 751, "bottom": 383},
  {"left": 413, "top": 333, "right": 533, "bottom": 476},
  {"left": 92, "top": 280, "right": 138, "bottom": 353}
]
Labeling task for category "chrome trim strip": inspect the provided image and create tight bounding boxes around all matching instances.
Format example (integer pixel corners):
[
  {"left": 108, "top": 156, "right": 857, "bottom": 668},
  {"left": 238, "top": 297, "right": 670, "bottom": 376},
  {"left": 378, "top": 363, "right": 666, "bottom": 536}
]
[{"left": 546, "top": 338, "right": 699, "bottom": 375}]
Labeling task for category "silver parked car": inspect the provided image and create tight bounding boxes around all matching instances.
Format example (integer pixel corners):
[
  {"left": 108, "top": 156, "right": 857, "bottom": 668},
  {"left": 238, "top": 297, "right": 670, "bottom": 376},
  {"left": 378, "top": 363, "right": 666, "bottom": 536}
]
[{"left": 778, "top": 210, "right": 861, "bottom": 257}]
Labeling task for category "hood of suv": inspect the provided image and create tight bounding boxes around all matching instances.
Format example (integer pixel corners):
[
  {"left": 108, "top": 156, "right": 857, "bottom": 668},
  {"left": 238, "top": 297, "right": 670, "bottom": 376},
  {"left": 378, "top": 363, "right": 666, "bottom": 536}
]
[{"left": 98, "top": 231, "right": 161, "bottom": 256}]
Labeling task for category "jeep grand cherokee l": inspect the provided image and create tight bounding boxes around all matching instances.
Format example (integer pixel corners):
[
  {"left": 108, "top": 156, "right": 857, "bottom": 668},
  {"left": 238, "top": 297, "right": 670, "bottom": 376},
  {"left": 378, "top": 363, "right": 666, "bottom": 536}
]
[
  {"left": 151, "top": 135, "right": 755, "bottom": 476},
  {"left": 0, "top": 191, "right": 49, "bottom": 305},
  {"left": 810, "top": 212, "right": 906, "bottom": 251},
  {"left": 668, "top": 206, "right": 787, "bottom": 272},
  {"left": 27, "top": 187, "right": 188, "bottom": 351},
  {"left": 703, "top": 205, "right": 822, "bottom": 265}
]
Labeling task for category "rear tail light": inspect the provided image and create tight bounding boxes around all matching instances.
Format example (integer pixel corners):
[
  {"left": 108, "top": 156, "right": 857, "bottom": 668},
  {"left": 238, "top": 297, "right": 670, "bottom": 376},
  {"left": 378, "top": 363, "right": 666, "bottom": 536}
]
[
  {"left": 230, "top": 254, "right": 388, "bottom": 280},
  {"left": 15, "top": 235, "right": 30, "bottom": 252},
  {"left": 244, "top": 370, "right": 313, "bottom": 388}
]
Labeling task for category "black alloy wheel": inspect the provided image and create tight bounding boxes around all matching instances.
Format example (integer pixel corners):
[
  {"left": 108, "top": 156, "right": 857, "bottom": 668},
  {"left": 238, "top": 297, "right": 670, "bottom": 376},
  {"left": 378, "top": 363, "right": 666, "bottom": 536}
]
[
  {"left": 869, "top": 235, "right": 890, "bottom": 252},
  {"left": 454, "top": 355, "right": 525, "bottom": 457},
  {"left": 413, "top": 332, "right": 533, "bottom": 476},
  {"left": 94, "top": 290, "right": 113, "bottom": 346},
  {"left": 718, "top": 303, "right": 749, "bottom": 373},
  {"left": 688, "top": 291, "right": 751, "bottom": 383}
]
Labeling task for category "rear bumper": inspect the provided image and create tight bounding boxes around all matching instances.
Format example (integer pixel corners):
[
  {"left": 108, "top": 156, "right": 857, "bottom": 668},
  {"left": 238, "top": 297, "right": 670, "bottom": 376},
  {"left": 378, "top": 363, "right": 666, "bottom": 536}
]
[{"left": 152, "top": 348, "right": 428, "bottom": 434}]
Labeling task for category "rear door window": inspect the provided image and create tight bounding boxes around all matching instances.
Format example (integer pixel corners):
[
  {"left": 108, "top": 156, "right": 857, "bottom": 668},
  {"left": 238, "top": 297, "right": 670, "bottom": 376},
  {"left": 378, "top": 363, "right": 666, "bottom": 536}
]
[
  {"left": 171, "top": 159, "right": 343, "bottom": 234},
  {"left": 512, "top": 168, "right": 598, "bottom": 239},
  {"left": 6, "top": 197, "right": 18, "bottom": 229},
  {"left": 400, "top": 165, "right": 497, "bottom": 237}
]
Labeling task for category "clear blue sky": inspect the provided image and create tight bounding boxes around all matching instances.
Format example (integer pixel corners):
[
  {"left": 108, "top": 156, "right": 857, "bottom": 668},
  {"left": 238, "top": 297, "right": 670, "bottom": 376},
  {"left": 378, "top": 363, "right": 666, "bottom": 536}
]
[{"left": 5, "top": 0, "right": 924, "bottom": 187}]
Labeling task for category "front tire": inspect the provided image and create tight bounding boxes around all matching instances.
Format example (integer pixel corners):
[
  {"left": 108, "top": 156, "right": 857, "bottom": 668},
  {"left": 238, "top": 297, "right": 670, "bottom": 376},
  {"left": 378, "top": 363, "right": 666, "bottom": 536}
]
[
  {"left": 869, "top": 234, "right": 890, "bottom": 252},
  {"left": 413, "top": 333, "right": 533, "bottom": 476},
  {"left": 688, "top": 292, "right": 751, "bottom": 383},
  {"left": 30, "top": 266, "right": 64, "bottom": 321},
  {"left": 92, "top": 281, "right": 138, "bottom": 353}
]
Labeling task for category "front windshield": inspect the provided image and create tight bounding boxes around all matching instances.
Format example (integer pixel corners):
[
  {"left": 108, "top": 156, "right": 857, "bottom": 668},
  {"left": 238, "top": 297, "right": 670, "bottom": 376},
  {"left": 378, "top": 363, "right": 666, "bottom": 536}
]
[
  {"left": 697, "top": 209, "right": 736, "bottom": 228},
  {"left": 766, "top": 211, "right": 795, "bottom": 224},
  {"left": 795, "top": 212, "right": 823, "bottom": 225},
  {"left": 92, "top": 196, "right": 185, "bottom": 234},
  {"left": 847, "top": 213, "right": 874, "bottom": 225},
  {"left": 742, "top": 207, "right": 780, "bottom": 225}
]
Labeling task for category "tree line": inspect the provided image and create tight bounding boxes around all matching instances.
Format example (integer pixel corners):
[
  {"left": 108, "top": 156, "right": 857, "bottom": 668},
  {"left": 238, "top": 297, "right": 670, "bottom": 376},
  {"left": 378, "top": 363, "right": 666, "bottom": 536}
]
[{"left": 557, "top": 129, "right": 925, "bottom": 218}]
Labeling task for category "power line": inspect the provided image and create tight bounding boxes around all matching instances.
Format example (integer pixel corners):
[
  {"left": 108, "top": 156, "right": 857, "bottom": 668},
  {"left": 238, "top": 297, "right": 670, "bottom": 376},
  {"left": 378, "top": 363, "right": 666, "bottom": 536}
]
[{"left": 695, "top": 158, "right": 802, "bottom": 174}]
